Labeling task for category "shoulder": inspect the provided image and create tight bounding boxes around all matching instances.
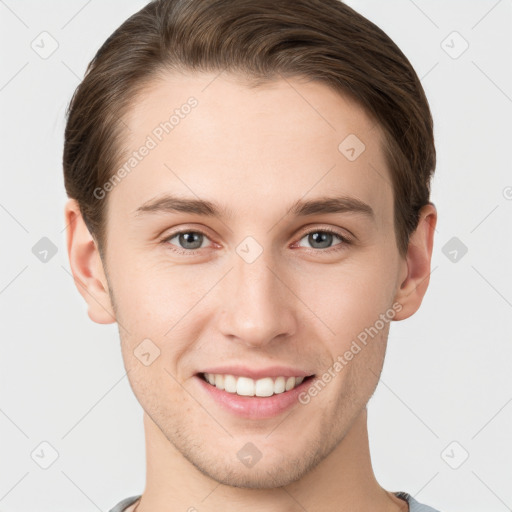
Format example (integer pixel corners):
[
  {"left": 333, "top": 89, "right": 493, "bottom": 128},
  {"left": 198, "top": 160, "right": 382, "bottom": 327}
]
[
  {"left": 109, "top": 493, "right": 443, "bottom": 512},
  {"left": 395, "top": 491, "right": 443, "bottom": 512},
  {"left": 108, "top": 495, "right": 141, "bottom": 512}
]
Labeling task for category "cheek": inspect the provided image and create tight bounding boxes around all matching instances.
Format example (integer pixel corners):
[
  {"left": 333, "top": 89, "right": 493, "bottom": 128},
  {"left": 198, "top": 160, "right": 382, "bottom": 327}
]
[
  {"left": 108, "top": 251, "right": 212, "bottom": 328},
  {"left": 110, "top": 238, "right": 397, "bottom": 353},
  {"left": 110, "top": 261, "right": 215, "bottom": 377},
  {"left": 295, "top": 260, "right": 395, "bottom": 335},
  {"left": 123, "top": 355, "right": 188, "bottom": 420}
]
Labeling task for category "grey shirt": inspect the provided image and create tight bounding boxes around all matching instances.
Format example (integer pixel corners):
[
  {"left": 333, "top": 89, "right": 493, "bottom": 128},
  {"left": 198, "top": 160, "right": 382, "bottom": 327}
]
[{"left": 109, "top": 492, "right": 442, "bottom": 511}]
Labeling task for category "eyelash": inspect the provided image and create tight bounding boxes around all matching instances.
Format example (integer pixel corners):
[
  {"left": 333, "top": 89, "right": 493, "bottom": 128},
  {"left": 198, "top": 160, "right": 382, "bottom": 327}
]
[{"left": 161, "top": 227, "right": 352, "bottom": 256}]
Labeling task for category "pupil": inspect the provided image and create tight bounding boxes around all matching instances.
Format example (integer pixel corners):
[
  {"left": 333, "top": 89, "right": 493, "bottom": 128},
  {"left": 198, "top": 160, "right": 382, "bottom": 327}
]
[
  {"left": 310, "top": 232, "right": 332, "bottom": 249},
  {"left": 181, "top": 232, "right": 202, "bottom": 249}
]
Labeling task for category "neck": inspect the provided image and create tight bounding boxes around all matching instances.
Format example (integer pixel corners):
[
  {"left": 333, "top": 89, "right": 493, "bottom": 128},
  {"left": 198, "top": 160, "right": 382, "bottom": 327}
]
[{"left": 134, "top": 408, "right": 407, "bottom": 512}]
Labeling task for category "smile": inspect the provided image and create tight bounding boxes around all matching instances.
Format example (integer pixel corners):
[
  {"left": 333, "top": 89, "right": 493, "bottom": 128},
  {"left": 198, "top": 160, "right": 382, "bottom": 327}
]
[{"left": 201, "top": 372, "right": 313, "bottom": 397}]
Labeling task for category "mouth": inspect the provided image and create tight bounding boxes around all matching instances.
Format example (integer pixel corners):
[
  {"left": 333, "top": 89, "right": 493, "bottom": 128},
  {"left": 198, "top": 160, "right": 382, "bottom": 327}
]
[
  {"left": 193, "top": 365, "right": 317, "bottom": 419},
  {"left": 197, "top": 372, "right": 316, "bottom": 397}
]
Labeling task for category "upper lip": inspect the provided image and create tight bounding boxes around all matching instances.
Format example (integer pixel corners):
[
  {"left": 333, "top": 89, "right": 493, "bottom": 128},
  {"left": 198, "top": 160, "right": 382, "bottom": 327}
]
[{"left": 198, "top": 365, "right": 315, "bottom": 380}]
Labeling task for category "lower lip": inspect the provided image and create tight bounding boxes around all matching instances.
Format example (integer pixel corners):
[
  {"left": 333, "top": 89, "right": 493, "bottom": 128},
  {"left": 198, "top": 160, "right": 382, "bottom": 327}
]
[{"left": 195, "top": 374, "right": 316, "bottom": 420}]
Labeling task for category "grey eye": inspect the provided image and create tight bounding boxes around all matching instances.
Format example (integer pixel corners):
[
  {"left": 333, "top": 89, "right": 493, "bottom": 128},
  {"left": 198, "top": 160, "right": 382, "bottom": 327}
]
[{"left": 167, "top": 231, "right": 208, "bottom": 250}]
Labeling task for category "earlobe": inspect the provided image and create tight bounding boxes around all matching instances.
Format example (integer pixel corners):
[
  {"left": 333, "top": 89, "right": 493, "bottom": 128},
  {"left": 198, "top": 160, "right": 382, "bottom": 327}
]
[
  {"left": 393, "top": 203, "right": 437, "bottom": 321},
  {"left": 64, "top": 198, "right": 116, "bottom": 324}
]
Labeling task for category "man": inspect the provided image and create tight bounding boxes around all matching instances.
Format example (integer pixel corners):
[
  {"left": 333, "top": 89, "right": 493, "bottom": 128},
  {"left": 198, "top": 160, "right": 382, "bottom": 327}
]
[{"left": 63, "top": 0, "right": 441, "bottom": 510}]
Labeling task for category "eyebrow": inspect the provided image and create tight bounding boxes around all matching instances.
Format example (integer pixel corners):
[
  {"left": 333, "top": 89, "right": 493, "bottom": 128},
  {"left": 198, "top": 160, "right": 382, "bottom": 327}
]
[{"left": 134, "top": 194, "right": 375, "bottom": 220}]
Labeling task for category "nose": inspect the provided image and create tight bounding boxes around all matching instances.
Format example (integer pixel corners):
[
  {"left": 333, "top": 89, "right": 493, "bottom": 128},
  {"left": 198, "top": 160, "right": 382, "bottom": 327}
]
[{"left": 218, "top": 246, "right": 298, "bottom": 348}]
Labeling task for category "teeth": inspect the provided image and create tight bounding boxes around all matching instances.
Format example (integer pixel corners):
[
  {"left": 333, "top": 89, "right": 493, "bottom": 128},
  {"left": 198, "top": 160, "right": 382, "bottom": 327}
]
[
  {"left": 214, "top": 373, "right": 224, "bottom": 390},
  {"left": 237, "top": 376, "right": 255, "bottom": 396},
  {"left": 203, "top": 373, "right": 307, "bottom": 397}
]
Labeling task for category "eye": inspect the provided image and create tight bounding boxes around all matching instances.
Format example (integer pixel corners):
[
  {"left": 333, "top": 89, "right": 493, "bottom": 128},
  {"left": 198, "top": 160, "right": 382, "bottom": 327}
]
[
  {"left": 163, "top": 230, "right": 212, "bottom": 254},
  {"left": 161, "top": 227, "right": 351, "bottom": 256},
  {"left": 295, "top": 228, "right": 351, "bottom": 253}
]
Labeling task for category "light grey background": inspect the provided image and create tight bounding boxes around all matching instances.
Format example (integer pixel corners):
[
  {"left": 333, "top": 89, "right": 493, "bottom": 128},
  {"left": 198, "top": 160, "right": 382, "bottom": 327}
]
[{"left": 0, "top": 1, "right": 511, "bottom": 511}]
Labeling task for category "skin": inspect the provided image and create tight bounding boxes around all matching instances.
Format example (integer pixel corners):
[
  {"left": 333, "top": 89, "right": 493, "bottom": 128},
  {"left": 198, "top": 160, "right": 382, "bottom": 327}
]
[{"left": 65, "top": 71, "right": 436, "bottom": 512}]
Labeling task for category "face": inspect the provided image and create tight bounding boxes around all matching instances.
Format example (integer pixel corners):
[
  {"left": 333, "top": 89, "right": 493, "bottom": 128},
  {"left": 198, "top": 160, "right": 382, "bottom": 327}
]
[{"left": 90, "top": 72, "right": 411, "bottom": 488}]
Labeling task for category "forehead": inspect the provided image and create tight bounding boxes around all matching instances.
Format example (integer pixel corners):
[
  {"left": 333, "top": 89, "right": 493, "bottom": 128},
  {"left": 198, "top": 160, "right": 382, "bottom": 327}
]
[{"left": 110, "top": 71, "right": 392, "bottom": 227}]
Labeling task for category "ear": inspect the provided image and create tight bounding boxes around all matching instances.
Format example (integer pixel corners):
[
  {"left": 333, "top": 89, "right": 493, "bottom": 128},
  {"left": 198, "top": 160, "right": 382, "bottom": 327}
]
[
  {"left": 393, "top": 203, "right": 437, "bottom": 321},
  {"left": 64, "top": 198, "right": 116, "bottom": 324}
]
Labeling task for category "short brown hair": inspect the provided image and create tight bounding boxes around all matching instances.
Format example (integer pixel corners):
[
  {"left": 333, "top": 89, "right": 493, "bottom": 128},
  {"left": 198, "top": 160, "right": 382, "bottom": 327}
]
[{"left": 63, "top": 0, "right": 435, "bottom": 257}]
